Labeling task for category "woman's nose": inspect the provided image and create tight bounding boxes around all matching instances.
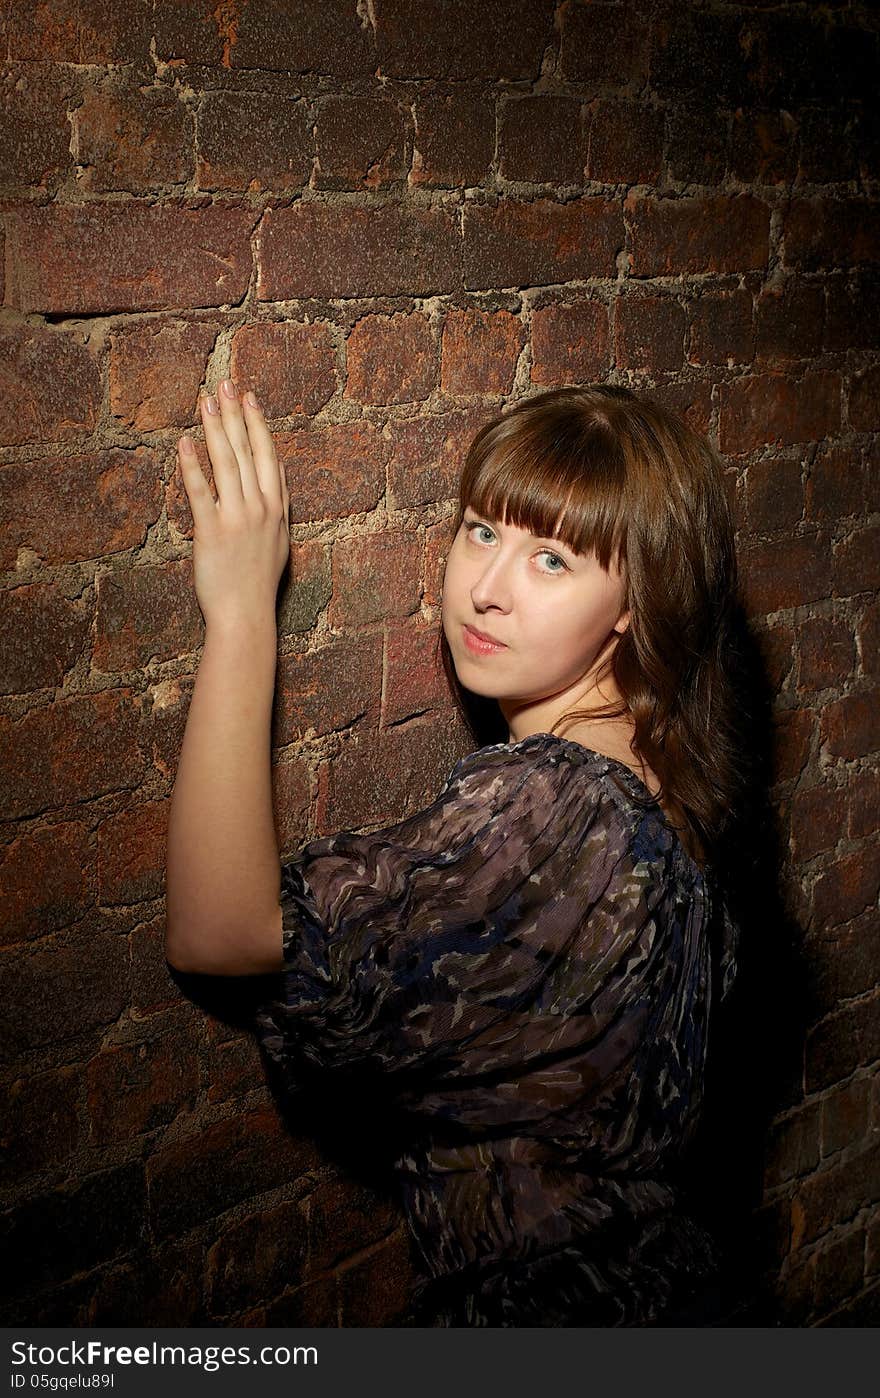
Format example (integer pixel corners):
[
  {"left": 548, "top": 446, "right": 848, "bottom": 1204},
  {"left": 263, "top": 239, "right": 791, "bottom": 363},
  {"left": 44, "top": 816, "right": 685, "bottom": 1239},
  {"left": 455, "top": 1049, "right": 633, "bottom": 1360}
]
[{"left": 470, "top": 555, "right": 512, "bottom": 611}]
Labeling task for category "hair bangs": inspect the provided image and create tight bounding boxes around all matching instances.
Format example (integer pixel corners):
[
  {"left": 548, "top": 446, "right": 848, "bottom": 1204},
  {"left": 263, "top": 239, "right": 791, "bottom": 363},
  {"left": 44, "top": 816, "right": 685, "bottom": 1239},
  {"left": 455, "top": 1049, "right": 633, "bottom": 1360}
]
[{"left": 459, "top": 419, "right": 628, "bottom": 575}]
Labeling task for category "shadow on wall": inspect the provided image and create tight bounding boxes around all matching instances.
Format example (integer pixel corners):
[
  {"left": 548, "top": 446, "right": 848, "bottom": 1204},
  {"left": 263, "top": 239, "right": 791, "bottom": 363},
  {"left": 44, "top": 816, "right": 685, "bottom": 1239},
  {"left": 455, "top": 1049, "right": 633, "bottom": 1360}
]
[{"left": 680, "top": 598, "right": 810, "bottom": 1326}]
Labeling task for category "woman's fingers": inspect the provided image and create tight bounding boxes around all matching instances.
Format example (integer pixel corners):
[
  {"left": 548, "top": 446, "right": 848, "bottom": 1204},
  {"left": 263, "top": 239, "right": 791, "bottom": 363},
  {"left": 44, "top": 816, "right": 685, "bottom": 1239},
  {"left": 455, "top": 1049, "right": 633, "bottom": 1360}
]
[
  {"left": 177, "top": 434, "right": 217, "bottom": 524},
  {"left": 241, "top": 391, "right": 286, "bottom": 513},
  {"left": 199, "top": 387, "right": 250, "bottom": 504}
]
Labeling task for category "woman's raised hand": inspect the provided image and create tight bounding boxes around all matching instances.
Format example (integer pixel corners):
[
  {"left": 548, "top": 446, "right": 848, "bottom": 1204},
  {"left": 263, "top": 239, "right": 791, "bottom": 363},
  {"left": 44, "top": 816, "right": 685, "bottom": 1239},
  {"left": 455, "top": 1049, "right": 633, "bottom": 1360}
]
[{"left": 177, "top": 380, "right": 291, "bottom": 630}]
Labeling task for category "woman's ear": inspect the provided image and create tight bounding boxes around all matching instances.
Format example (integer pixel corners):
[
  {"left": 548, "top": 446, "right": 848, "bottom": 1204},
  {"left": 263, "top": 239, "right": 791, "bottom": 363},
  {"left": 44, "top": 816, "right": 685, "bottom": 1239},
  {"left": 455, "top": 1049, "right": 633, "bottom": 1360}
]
[{"left": 614, "top": 608, "right": 631, "bottom": 635}]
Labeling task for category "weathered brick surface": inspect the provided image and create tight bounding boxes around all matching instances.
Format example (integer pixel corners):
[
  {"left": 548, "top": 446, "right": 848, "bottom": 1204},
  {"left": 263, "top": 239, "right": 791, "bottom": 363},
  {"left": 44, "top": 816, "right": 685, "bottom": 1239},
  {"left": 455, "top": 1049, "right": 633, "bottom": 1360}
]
[
  {"left": 463, "top": 196, "right": 619, "bottom": 290},
  {"left": 96, "top": 800, "right": 169, "bottom": 907},
  {"left": 376, "top": 0, "right": 554, "bottom": 81},
  {"left": 345, "top": 311, "right": 436, "bottom": 405},
  {"left": 314, "top": 95, "right": 410, "bottom": 191},
  {"left": 6, "top": 203, "right": 254, "bottom": 314},
  {"left": 109, "top": 319, "right": 219, "bottom": 431},
  {"left": 198, "top": 91, "right": 311, "bottom": 193},
  {"left": 0, "top": 583, "right": 91, "bottom": 694},
  {"left": 0, "top": 821, "right": 93, "bottom": 947},
  {"left": 0, "top": 62, "right": 77, "bottom": 191},
  {"left": 1, "top": 1068, "right": 80, "bottom": 1188},
  {"left": 805, "top": 998, "right": 880, "bottom": 1094},
  {"left": 411, "top": 93, "right": 495, "bottom": 187},
  {"left": 74, "top": 84, "right": 192, "bottom": 194},
  {"left": 231, "top": 319, "right": 337, "bottom": 420},
  {"left": 531, "top": 298, "right": 610, "bottom": 386},
  {"left": 329, "top": 529, "right": 421, "bottom": 629},
  {"left": 85, "top": 1022, "right": 201, "bottom": 1144},
  {"left": 614, "top": 294, "right": 687, "bottom": 373},
  {"left": 498, "top": 96, "right": 585, "bottom": 185},
  {"left": 274, "top": 633, "right": 383, "bottom": 745},
  {"left": 1, "top": 923, "right": 130, "bottom": 1058},
  {"left": 0, "top": 323, "right": 102, "bottom": 447},
  {"left": 586, "top": 99, "right": 663, "bottom": 186},
  {"left": 94, "top": 561, "right": 203, "bottom": 672},
  {"left": 441, "top": 306, "right": 523, "bottom": 396},
  {"left": 686, "top": 289, "right": 754, "bottom": 367},
  {"left": 1, "top": 447, "right": 163, "bottom": 569},
  {"left": 258, "top": 202, "right": 461, "bottom": 300},
  {"left": 718, "top": 371, "right": 841, "bottom": 454},
  {"left": 387, "top": 406, "right": 494, "bottom": 509},
  {"left": 627, "top": 194, "right": 770, "bottom": 276},
  {"left": 206, "top": 1198, "right": 308, "bottom": 1317},
  {"left": 383, "top": 617, "right": 448, "bottom": 727}
]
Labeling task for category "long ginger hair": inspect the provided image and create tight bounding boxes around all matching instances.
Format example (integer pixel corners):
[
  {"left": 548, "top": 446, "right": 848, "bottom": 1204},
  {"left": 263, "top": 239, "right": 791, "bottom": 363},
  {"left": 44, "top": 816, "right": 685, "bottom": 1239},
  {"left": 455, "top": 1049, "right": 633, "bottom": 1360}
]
[{"left": 437, "top": 384, "right": 749, "bottom": 879}]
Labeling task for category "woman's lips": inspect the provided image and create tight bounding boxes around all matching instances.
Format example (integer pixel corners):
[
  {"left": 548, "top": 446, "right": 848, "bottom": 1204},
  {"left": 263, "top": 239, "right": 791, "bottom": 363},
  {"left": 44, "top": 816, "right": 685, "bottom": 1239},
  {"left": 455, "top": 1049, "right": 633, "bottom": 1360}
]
[{"left": 462, "top": 623, "right": 508, "bottom": 655}]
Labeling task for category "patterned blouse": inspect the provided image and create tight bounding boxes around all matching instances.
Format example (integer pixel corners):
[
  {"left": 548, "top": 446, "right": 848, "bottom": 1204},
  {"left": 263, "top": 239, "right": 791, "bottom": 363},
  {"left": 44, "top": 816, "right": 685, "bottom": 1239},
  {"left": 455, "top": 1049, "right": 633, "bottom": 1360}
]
[{"left": 253, "top": 732, "right": 739, "bottom": 1327}]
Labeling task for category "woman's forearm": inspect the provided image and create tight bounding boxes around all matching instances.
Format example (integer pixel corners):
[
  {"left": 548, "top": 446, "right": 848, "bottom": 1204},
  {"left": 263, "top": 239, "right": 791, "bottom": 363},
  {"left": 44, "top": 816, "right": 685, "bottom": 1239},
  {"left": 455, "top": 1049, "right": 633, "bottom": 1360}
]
[{"left": 164, "top": 613, "right": 282, "bottom": 976}]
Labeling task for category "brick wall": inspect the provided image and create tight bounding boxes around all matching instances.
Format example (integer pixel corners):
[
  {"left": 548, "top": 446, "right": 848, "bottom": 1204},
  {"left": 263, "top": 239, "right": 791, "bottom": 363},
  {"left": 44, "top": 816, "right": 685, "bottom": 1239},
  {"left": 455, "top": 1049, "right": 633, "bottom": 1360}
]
[{"left": 1, "top": 0, "right": 877, "bottom": 1327}]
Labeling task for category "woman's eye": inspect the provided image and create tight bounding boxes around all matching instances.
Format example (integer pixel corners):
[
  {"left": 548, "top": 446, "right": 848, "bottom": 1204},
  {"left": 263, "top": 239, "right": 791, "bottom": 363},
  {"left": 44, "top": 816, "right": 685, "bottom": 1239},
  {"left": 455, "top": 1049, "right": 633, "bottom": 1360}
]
[
  {"left": 539, "top": 551, "right": 567, "bottom": 573},
  {"left": 464, "top": 522, "right": 567, "bottom": 573}
]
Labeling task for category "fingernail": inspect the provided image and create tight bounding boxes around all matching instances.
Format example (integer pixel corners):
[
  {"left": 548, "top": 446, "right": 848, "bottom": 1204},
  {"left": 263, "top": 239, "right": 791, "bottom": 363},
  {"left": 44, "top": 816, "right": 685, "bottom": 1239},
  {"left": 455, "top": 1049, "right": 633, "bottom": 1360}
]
[
  {"left": 180, "top": 435, "right": 195, "bottom": 454},
  {"left": 221, "top": 379, "right": 237, "bottom": 399},
  {"left": 245, "top": 390, "right": 259, "bottom": 408},
  {"left": 202, "top": 395, "right": 218, "bottom": 414}
]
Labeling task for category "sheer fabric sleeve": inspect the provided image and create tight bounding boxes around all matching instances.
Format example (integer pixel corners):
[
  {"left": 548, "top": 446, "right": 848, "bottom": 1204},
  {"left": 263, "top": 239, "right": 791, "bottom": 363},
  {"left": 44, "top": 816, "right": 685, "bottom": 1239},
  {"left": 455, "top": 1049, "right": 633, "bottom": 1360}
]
[{"left": 252, "top": 740, "right": 688, "bottom": 1141}]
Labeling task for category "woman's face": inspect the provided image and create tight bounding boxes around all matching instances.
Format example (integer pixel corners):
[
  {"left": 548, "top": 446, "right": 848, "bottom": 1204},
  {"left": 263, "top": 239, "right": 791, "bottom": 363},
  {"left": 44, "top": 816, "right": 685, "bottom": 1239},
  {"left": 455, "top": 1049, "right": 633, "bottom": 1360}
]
[{"left": 440, "top": 503, "right": 631, "bottom": 740}]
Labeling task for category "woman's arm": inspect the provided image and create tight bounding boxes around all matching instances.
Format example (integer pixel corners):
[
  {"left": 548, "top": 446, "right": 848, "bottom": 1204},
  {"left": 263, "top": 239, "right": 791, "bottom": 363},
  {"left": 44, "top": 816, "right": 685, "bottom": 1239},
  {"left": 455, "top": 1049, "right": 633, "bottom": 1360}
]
[
  {"left": 164, "top": 611, "right": 284, "bottom": 976},
  {"left": 163, "top": 380, "right": 289, "bottom": 977}
]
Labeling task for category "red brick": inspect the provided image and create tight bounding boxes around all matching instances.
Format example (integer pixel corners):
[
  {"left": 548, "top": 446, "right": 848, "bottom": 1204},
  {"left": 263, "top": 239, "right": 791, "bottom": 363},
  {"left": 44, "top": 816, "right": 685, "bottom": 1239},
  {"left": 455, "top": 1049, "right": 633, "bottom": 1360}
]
[
  {"left": 755, "top": 280, "right": 824, "bottom": 365},
  {"left": 0, "top": 820, "right": 93, "bottom": 947},
  {"left": 96, "top": 800, "right": 169, "bottom": 906},
  {"left": 614, "top": 294, "right": 686, "bottom": 373},
  {"left": 0, "top": 323, "right": 101, "bottom": 448},
  {"left": 754, "top": 621, "right": 795, "bottom": 696},
  {"left": 0, "top": 688, "right": 146, "bottom": 820},
  {"left": 109, "top": 319, "right": 219, "bottom": 432},
  {"left": 258, "top": 202, "right": 461, "bottom": 300},
  {"left": 278, "top": 538, "right": 331, "bottom": 636},
  {"left": 847, "top": 766, "right": 880, "bottom": 842},
  {"left": 0, "top": 1162, "right": 146, "bottom": 1304},
  {"left": 376, "top": 0, "right": 553, "bottom": 81},
  {"left": 411, "top": 93, "right": 495, "bottom": 187},
  {"left": 738, "top": 533, "right": 832, "bottom": 616},
  {"left": 795, "top": 613, "right": 856, "bottom": 694},
  {"left": 0, "top": 61, "right": 76, "bottom": 190},
  {"left": 1, "top": 446, "right": 162, "bottom": 570},
  {"left": 531, "top": 298, "right": 610, "bottom": 385},
  {"left": 791, "top": 1135, "right": 880, "bottom": 1246},
  {"left": 147, "top": 1106, "right": 318, "bottom": 1240},
  {"left": 270, "top": 754, "right": 311, "bottom": 861},
  {"left": 796, "top": 107, "right": 862, "bottom": 186},
  {"left": 313, "top": 96, "right": 410, "bottom": 191},
  {"left": 0, "top": 583, "right": 90, "bottom": 694},
  {"left": 807, "top": 910, "right": 880, "bottom": 1012},
  {"left": 206, "top": 1199, "right": 308, "bottom": 1316},
  {"left": 771, "top": 706, "right": 813, "bottom": 783},
  {"left": 763, "top": 1102, "right": 822, "bottom": 1188},
  {"left": 686, "top": 290, "right": 754, "bottom": 367},
  {"left": 559, "top": 1, "right": 649, "bottom": 84},
  {"left": 849, "top": 365, "right": 880, "bottom": 432},
  {"left": 645, "top": 379, "right": 714, "bottom": 441},
  {"left": 308, "top": 1173, "right": 398, "bottom": 1275},
  {"left": 586, "top": 99, "right": 663, "bottom": 186},
  {"left": 498, "top": 96, "right": 585, "bottom": 184},
  {"left": 718, "top": 372, "right": 841, "bottom": 453},
  {"left": 203, "top": 1032, "right": 266, "bottom": 1106},
  {"left": 130, "top": 913, "right": 186, "bottom": 1016},
  {"left": 198, "top": 91, "right": 311, "bottom": 192},
  {"left": 811, "top": 854, "right": 880, "bottom": 934},
  {"left": 338, "top": 1229, "right": 415, "bottom": 1327},
  {"left": 274, "top": 634, "right": 383, "bottom": 744},
  {"left": 858, "top": 601, "right": 880, "bottom": 680},
  {"left": 822, "top": 1078, "right": 872, "bottom": 1159},
  {"left": 743, "top": 457, "right": 804, "bottom": 533},
  {"left": 231, "top": 0, "right": 375, "bottom": 76},
  {"left": 441, "top": 306, "right": 523, "bottom": 396},
  {"left": 345, "top": 312, "right": 436, "bottom": 405},
  {"left": 814, "top": 1229, "right": 866, "bottom": 1315},
  {"left": 868, "top": 1211, "right": 880, "bottom": 1277},
  {"left": 87, "top": 1236, "right": 204, "bottom": 1328},
  {"left": 820, "top": 689, "right": 880, "bottom": 760},
  {"left": 805, "top": 997, "right": 880, "bottom": 1094},
  {"left": 806, "top": 444, "right": 866, "bottom": 524},
  {"left": 789, "top": 780, "right": 847, "bottom": 863},
  {"left": 387, "top": 405, "right": 493, "bottom": 510},
  {"left": 666, "top": 102, "right": 727, "bottom": 187},
  {"left": 0, "top": 1068, "right": 80, "bottom": 1188},
  {"left": 824, "top": 268, "right": 880, "bottom": 355},
  {"left": 730, "top": 108, "right": 798, "bottom": 186},
  {"left": 784, "top": 198, "right": 880, "bottom": 271},
  {"left": 833, "top": 524, "right": 880, "bottom": 598},
  {"left": 424, "top": 516, "right": 457, "bottom": 609},
  {"left": 383, "top": 617, "right": 448, "bottom": 727},
  {"left": 8, "top": 0, "right": 153, "bottom": 63},
  {"left": 6, "top": 202, "right": 254, "bottom": 314},
  {"left": 276, "top": 421, "right": 386, "bottom": 525},
  {"left": 329, "top": 530, "right": 421, "bottom": 629},
  {"left": 463, "top": 197, "right": 620, "bottom": 290},
  {"left": 94, "top": 561, "right": 203, "bottom": 672},
  {"left": 232, "top": 319, "right": 337, "bottom": 420},
  {"left": 626, "top": 193, "right": 770, "bottom": 276},
  {"left": 74, "top": 83, "right": 191, "bottom": 193},
  {"left": 85, "top": 1026, "right": 201, "bottom": 1144},
  {"left": 316, "top": 718, "right": 465, "bottom": 833},
  {"left": 0, "top": 924, "right": 130, "bottom": 1058},
  {"left": 648, "top": 5, "right": 744, "bottom": 102}
]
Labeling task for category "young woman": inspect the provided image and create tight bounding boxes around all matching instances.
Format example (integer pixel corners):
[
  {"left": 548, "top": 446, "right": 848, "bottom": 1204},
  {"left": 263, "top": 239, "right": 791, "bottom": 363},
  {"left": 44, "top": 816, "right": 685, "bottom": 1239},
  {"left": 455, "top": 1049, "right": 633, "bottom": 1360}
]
[{"left": 165, "top": 381, "right": 744, "bottom": 1327}]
